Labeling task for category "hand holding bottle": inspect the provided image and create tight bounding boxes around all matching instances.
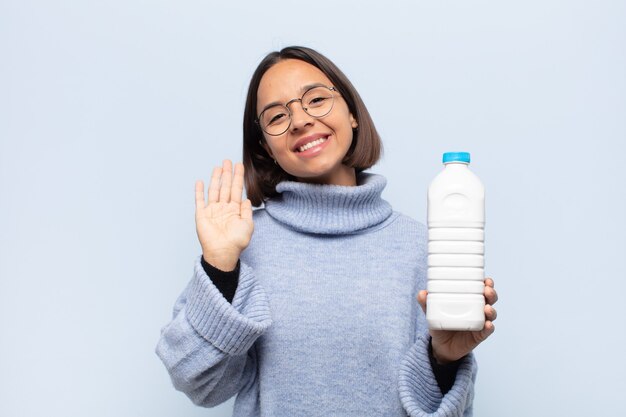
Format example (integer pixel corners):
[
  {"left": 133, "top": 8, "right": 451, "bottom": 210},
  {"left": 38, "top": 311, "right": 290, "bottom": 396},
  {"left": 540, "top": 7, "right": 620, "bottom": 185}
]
[
  {"left": 417, "top": 278, "right": 498, "bottom": 364},
  {"left": 195, "top": 159, "right": 254, "bottom": 271}
]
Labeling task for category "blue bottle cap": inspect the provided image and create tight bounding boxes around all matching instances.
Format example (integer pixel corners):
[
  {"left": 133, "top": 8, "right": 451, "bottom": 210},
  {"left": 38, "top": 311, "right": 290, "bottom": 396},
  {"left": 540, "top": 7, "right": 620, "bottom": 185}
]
[{"left": 442, "top": 152, "right": 471, "bottom": 164}]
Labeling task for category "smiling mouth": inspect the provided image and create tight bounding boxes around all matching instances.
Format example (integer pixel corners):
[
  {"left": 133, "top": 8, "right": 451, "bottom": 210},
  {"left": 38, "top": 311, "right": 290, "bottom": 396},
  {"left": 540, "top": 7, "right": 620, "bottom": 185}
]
[{"left": 296, "top": 136, "right": 329, "bottom": 153}]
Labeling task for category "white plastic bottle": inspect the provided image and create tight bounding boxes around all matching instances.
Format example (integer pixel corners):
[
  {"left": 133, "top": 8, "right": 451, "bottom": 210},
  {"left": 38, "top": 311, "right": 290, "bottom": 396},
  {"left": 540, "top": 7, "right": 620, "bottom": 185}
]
[{"left": 426, "top": 152, "right": 485, "bottom": 331}]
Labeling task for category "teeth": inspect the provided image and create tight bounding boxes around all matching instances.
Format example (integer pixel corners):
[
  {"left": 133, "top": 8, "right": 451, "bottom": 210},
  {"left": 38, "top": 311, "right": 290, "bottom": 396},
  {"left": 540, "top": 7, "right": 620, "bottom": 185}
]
[{"left": 298, "top": 137, "right": 327, "bottom": 152}]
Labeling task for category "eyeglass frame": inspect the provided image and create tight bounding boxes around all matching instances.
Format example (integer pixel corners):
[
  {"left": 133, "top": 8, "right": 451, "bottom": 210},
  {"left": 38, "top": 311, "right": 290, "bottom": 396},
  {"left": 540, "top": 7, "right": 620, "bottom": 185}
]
[{"left": 255, "top": 85, "right": 338, "bottom": 136}]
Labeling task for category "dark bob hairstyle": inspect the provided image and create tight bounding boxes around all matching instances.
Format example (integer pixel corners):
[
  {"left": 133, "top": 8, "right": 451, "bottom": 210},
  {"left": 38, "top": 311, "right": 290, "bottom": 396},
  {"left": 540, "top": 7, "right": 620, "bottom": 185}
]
[{"left": 243, "top": 46, "right": 383, "bottom": 207}]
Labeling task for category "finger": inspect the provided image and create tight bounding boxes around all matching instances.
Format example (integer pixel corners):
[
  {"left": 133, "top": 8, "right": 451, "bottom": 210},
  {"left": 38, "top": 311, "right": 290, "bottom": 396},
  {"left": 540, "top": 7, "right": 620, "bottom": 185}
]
[
  {"left": 485, "top": 305, "right": 497, "bottom": 322},
  {"left": 219, "top": 160, "right": 233, "bottom": 203},
  {"left": 478, "top": 320, "right": 495, "bottom": 341},
  {"left": 195, "top": 180, "right": 205, "bottom": 210},
  {"left": 416, "top": 290, "right": 428, "bottom": 314},
  {"left": 484, "top": 285, "right": 498, "bottom": 305},
  {"left": 485, "top": 277, "right": 494, "bottom": 288},
  {"left": 240, "top": 198, "right": 253, "bottom": 221},
  {"left": 208, "top": 166, "right": 222, "bottom": 203},
  {"left": 231, "top": 162, "right": 245, "bottom": 204}
]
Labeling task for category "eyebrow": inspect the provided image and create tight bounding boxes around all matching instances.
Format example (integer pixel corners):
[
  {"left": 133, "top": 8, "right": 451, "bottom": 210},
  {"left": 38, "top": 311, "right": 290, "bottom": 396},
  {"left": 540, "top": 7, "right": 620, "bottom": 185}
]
[{"left": 258, "top": 82, "right": 329, "bottom": 115}]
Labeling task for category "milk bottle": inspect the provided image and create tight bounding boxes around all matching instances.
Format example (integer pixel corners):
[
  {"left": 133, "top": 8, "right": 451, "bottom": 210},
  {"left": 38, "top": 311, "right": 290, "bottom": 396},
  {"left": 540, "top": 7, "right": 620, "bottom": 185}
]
[{"left": 427, "top": 152, "right": 485, "bottom": 331}]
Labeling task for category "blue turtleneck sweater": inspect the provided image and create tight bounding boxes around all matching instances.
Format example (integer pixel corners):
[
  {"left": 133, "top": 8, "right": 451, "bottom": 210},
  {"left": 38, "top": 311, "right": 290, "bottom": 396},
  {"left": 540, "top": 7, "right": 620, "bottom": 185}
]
[{"left": 156, "top": 173, "right": 477, "bottom": 416}]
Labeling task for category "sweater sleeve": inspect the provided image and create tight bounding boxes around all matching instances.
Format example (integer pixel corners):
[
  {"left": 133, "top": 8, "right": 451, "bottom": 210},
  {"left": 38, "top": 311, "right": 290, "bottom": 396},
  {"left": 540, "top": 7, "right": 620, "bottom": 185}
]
[
  {"left": 398, "top": 227, "right": 477, "bottom": 417},
  {"left": 200, "top": 256, "right": 239, "bottom": 303},
  {"left": 428, "top": 337, "right": 462, "bottom": 395},
  {"left": 155, "top": 256, "right": 272, "bottom": 407},
  {"left": 398, "top": 335, "right": 477, "bottom": 417}
]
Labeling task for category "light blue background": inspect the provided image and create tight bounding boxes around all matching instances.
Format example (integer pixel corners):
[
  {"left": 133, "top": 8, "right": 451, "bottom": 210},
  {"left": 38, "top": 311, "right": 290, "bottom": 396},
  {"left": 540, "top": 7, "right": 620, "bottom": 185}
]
[{"left": 1, "top": 1, "right": 625, "bottom": 416}]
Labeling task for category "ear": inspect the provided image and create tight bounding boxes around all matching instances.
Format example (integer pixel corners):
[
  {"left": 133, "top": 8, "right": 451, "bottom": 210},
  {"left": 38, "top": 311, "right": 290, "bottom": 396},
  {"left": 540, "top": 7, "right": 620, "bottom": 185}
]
[{"left": 350, "top": 114, "right": 358, "bottom": 129}]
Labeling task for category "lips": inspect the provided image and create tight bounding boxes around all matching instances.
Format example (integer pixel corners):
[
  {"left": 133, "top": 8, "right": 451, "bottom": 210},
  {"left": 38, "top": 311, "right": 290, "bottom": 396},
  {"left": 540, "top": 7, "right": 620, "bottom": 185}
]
[{"left": 292, "top": 133, "right": 331, "bottom": 152}]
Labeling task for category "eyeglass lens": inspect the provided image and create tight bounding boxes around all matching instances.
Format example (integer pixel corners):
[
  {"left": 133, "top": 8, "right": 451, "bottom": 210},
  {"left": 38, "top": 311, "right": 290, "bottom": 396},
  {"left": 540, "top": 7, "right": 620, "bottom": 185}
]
[{"left": 260, "top": 86, "right": 335, "bottom": 136}]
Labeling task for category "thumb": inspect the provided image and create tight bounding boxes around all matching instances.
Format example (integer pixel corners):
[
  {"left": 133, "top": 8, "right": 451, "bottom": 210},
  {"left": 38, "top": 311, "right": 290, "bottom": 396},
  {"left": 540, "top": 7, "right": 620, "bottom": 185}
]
[{"left": 416, "top": 290, "right": 428, "bottom": 314}]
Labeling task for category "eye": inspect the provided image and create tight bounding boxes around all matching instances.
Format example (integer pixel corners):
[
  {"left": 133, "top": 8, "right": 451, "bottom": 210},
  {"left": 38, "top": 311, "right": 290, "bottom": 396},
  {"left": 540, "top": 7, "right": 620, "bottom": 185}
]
[
  {"left": 303, "top": 86, "right": 333, "bottom": 108},
  {"left": 307, "top": 96, "right": 330, "bottom": 107},
  {"left": 268, "top": 112, "right": 287, "bottom": 125}
]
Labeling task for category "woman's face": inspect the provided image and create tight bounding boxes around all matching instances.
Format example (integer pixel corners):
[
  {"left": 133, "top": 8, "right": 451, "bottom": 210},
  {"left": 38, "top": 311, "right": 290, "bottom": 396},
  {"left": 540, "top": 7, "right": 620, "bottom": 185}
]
[{"left": 256, "top": 59, "right": 358, "bottom": 186}]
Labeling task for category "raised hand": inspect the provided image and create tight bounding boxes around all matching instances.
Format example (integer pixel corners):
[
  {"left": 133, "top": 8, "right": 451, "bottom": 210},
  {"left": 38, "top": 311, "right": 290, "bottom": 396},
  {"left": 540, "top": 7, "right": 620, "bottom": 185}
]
[
  {"left": 195, "top": 160, "right": 254, "bottom": 271},
  {"left": 417, "top": 278, "right": 498, "bottom": 364}
]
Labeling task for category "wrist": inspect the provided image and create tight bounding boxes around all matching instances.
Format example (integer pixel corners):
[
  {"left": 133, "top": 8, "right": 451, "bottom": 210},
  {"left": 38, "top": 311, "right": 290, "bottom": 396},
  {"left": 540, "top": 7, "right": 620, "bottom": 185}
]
[
  {"left": 430, "top": 338, "right": 459, "bottom": 365},
  {"left": 202, "top": 251, "right": 239, "bottom": 272}
]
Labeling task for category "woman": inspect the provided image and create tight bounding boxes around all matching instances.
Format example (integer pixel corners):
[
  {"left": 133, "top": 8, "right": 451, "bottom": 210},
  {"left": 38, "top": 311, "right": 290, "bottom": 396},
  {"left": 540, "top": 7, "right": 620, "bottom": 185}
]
[{"left": 156, "top": 46, "right": 498, "bottom": 416}]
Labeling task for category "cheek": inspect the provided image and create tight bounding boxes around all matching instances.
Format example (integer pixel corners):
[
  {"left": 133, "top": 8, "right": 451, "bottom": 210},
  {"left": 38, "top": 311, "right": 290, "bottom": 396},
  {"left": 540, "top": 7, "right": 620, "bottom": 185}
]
[
  {"left": 337, "top": 112, "right": 355, "bottom": 141},
  {"left": 336, "top": 106, "right": 355, "bottom": 131},
  {"left": 266, "top": 139, "right": 289, "bottom": 159}
]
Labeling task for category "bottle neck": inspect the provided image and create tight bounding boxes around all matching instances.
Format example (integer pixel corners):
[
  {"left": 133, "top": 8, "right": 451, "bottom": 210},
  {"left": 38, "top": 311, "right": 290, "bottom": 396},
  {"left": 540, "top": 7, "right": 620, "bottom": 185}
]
[{"left": 444, "top": 162, "right": 469, "bottom": 169}]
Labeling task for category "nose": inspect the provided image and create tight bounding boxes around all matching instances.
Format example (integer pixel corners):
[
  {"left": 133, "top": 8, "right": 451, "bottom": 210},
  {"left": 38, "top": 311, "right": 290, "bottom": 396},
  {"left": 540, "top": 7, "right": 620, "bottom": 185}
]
[{"left": 288, "top": 100, "right": 315, "bottom": 132}]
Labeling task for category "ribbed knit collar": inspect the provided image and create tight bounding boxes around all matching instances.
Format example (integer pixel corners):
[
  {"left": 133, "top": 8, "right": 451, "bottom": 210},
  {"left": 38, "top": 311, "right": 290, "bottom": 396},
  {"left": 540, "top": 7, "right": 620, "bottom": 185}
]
[{"left": 264, "top": 173, "right": 393, "bottom": 235}]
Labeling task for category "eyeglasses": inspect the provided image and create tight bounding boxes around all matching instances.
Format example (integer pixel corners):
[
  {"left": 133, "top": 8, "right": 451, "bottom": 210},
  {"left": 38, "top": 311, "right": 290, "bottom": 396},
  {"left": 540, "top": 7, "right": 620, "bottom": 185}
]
[{"left": 256, "top": 85, "right": 337, "bottom": 136}]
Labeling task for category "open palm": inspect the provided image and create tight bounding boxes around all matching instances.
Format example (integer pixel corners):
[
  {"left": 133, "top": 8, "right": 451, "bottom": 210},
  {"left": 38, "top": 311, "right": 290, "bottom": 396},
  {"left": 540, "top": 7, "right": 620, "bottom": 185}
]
[{"left": 195, "top": 160, "right": 253, "bottom": 271}]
